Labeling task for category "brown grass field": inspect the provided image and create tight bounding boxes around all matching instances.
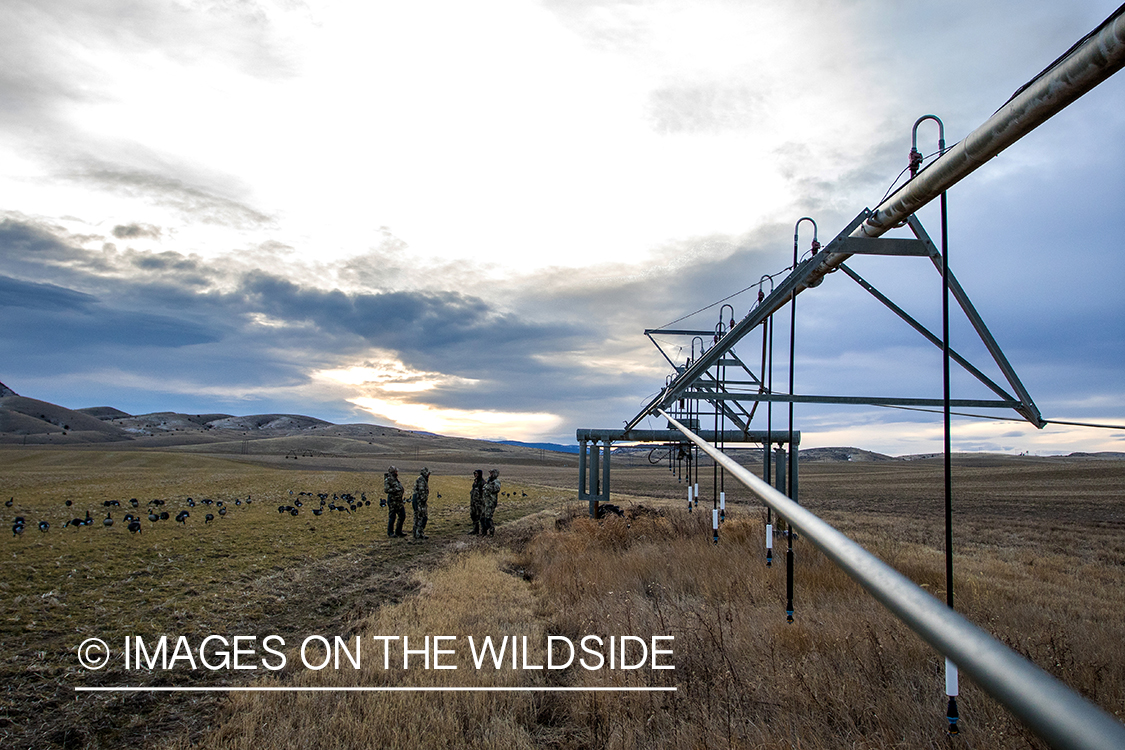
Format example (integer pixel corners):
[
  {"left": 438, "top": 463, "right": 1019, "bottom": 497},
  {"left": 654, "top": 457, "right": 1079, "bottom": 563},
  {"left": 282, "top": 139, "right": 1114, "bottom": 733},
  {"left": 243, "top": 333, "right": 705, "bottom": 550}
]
[{"left": 1, "top": 444, "right": 1123, "bottom": 749}]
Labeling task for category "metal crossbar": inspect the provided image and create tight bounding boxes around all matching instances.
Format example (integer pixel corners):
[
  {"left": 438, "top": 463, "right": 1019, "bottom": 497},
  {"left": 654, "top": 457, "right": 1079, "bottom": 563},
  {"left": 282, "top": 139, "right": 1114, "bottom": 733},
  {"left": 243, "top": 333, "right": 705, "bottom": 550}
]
[{"left": 659, "top": 409, "right": 1125, "bottom": 750}]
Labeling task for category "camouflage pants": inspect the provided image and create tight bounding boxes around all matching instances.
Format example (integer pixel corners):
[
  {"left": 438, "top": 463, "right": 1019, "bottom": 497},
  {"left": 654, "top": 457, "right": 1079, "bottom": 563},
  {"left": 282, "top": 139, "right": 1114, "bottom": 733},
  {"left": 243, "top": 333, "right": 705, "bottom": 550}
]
[
  {"left": 412, "top": 501, "right": 428, "bottom": 538},
  {"left": 387, "top": 499, "right": 405, "bottom": 536}
]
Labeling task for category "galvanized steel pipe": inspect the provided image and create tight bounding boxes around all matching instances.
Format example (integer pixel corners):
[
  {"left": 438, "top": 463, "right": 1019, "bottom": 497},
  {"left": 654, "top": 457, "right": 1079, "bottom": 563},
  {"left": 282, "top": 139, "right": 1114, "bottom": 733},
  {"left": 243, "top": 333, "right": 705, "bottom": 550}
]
[
  {"left": 805, "top": 5, "right": 1125, "bottom": 287},
  {"left": 660, "top": 409, "right": 1125, "bottom": 750}
]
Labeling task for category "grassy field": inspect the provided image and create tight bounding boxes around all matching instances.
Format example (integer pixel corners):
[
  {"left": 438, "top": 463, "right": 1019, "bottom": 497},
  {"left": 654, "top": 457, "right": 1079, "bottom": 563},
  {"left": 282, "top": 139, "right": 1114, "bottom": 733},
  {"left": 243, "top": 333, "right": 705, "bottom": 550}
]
[
  {"left": 0, "top": 448, "right": 568, "bottom": 749},
  {"left": 2, "top": 447, "right": 1123, "bottom": 749}
]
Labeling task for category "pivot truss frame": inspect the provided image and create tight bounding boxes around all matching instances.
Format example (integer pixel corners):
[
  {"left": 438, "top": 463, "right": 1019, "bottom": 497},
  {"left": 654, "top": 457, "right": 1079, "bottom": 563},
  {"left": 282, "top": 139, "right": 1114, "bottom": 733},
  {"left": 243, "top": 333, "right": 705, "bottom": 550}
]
[{"left": 634, "top": 210, "right": 1042, "bottom": 430}]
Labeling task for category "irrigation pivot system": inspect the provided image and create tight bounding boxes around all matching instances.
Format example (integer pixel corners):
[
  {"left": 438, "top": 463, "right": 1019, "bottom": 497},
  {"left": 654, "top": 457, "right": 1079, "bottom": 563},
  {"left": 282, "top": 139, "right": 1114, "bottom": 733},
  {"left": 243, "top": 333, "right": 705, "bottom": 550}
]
[{"left": 576, "top": 5, "right": 1125, "bottom": 749}]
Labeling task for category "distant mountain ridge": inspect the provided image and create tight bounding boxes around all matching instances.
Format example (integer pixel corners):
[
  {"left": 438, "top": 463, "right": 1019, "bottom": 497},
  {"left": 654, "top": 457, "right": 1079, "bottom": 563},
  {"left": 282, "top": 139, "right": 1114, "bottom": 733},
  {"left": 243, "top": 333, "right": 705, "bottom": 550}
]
[
  {"left": 495, "top": 440, "right": 581, "bottom": 454},
  {"left": 0, "top": 380, "right": 335, "bottom": 445}
]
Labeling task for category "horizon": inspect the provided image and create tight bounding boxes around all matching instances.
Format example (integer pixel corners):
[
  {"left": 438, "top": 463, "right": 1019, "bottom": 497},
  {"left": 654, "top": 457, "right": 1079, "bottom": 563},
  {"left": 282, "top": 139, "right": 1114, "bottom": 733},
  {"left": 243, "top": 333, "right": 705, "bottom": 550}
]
[{"left": 4, "top": 378, "right": 1119, "bottom": 459}]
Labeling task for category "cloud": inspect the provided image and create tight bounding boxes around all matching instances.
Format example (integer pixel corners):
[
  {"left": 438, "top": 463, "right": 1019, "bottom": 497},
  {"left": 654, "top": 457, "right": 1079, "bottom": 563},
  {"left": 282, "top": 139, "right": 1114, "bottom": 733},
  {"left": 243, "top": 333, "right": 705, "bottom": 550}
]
[
  {"left": 112, "top": 223, "right": 162, "bottom": 239},
  {"left": 0, "top": 1, "right": 1121, "bottom": 451},
  {"left": 647, "top": 81, "right": 764, "bottom": 134},
  {"left": 75, "top": 167, "right": 274, "bottom": 228}
]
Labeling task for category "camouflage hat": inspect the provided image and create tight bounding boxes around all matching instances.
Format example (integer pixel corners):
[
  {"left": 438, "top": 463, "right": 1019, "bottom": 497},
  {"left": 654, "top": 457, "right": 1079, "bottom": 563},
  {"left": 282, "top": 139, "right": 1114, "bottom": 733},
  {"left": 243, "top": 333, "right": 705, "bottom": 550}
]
[
  {"left": 388, "top": 466, "right": 398, "bottom": 474},
  {"left": 488, "top": 469, "right": 499, "bottom": 478},
  {"left": 420, "top": 467, "right": 430, "bottom": 477}
]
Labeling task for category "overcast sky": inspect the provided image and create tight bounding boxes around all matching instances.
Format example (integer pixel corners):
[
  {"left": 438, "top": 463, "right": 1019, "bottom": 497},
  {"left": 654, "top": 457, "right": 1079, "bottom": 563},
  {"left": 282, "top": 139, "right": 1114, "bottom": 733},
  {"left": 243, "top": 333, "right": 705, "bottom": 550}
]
[{"left": 1, "top": 0, "right": 1122, "bottom": 455}]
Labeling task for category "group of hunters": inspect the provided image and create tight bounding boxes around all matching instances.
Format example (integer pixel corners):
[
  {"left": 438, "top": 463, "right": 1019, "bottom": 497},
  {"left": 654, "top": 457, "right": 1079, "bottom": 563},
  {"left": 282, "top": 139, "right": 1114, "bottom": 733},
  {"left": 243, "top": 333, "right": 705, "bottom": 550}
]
[{"left": 382, "top": 466, "right": 501, "bottom": 540}]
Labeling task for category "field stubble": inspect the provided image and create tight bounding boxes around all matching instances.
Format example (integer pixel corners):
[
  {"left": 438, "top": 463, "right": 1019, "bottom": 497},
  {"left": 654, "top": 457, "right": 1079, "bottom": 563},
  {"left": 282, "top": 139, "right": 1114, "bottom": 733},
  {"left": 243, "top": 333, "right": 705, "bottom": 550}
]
[
  {"left": 0, "top": 448, "right": 566, "bottom": 749},
  {"left": 2, "top": 449, "right": 1123, "bottom": 748}
]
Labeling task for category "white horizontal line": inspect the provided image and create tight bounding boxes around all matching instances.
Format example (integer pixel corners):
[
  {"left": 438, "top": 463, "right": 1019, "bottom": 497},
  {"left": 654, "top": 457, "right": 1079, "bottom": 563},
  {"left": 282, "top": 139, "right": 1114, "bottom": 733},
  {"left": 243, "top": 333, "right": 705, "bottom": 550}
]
[{"left": 75, "top": 686, "right": 676, "bottom": 693}]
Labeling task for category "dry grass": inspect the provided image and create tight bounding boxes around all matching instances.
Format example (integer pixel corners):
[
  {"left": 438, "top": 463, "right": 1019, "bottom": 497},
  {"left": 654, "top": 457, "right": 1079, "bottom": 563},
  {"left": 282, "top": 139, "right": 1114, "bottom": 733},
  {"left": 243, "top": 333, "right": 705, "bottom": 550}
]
[
  {"left": 0, "top": 448, "right": 557, "bottom": 749},
  {"left": 180, "top": 551, "right": 554, "bottom": 750},
  {"left": 172, "top": 498, "right": 1125, "bottom": 749},
  {"left": 3, "top": 448, "right": 1123, "bottom": 749}
]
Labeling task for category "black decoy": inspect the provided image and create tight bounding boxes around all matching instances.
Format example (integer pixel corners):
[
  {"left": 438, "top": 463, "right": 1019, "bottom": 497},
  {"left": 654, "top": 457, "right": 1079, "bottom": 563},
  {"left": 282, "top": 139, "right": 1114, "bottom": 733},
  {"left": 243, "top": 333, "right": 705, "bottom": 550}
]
[
  {"left": 38, "top": 520, "right": 49, "bottom": 533},
  {"left": 176, "top": 511, "right": 189, "bottom": 524},
  {"left": 103, "top": 513, "right": 113, "bottom": 528},
  {"left": 205, "top": 513, "right": 214, "bottom": 523},
  {"left": 128, "top": 519, "right": 141, "bottom": 534}
]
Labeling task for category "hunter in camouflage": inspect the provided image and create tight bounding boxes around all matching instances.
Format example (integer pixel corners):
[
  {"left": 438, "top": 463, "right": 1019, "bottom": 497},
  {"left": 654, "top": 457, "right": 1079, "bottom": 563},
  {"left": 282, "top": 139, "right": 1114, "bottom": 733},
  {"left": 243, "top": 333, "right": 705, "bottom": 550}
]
[
  {"left": 481, "top": 469, "right": 500, "bottom": 536},
  {"left": 412, "top": 467, "right": 430, "bottom": 540},
  {"left": 384, "top": 466, "right": 405, "bottom": 538},
  {"left": 469, "top": 469, "right": 485, "bottom": 535}
]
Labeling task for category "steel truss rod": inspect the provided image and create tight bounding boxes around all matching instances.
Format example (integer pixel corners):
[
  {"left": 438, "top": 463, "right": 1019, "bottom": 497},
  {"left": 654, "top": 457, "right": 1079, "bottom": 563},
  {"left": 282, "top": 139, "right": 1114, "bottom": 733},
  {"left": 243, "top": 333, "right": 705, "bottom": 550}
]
[
  {"left": 838, "top": 263, "right": 1016, "bottom": 404},
  {"left": 644, "top": 329, "right": 716, "bottom": 337},
  {"left": 908, "top": 216, "right": 1043, "bottom": 426},
  {"left": 626, "top": 211, "right": 872, "bottom": 429},
  {"left": 693, "top": 374, "right": 756, "bottom": 434},
  {"left": 659, "top": 410, "right": 1125, "bottom": 750},
  {"left": 680, "top": 392, "right": 1019, "bottom": 409}
]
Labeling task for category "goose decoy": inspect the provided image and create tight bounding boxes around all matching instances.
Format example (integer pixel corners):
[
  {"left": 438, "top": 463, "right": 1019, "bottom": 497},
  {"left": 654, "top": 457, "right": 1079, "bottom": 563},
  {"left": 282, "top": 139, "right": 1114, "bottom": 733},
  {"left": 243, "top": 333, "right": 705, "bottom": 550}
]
[
  {"left": 159, "top": 511, "right": 169, "bottom": 521},
  {"left": 148, "top": 512, "right": 159, "bottom": 523},
  {"left": 127, "top": 519, "right": 142, "bottom": 534},
  {"left": 205, "top": 513, "right": 214, "bottom": 523},
  {"left": 103, "top": 513, "right": 114, "bottom": 528},
  {"left": 130, "top": 498, "right": 139, "bottom": 507},
  {"left": 5, "top": 497, "right": 13, "bottom": 507},
  {"left": 12, "top": 521, "right": 25, "bottom": 536},
  {"left": 218, "top": 506, "right": 227, "bottom": 516},
  {"left": 176, "top": 510, "right": 189, "bottom": 524},
  {"left": 65, "top": 500, "right": 72, "bottom": 507},
  {"left": 38, "top": 520, "right": 49, "bottom": 532}
]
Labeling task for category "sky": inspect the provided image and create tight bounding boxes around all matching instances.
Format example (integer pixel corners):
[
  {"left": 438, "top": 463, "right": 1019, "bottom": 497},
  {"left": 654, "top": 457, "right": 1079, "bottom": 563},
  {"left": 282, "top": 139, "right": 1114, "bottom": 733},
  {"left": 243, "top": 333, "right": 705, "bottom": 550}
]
[{"left": 0, "top": 0, "right": 1122, "bottom": 455}]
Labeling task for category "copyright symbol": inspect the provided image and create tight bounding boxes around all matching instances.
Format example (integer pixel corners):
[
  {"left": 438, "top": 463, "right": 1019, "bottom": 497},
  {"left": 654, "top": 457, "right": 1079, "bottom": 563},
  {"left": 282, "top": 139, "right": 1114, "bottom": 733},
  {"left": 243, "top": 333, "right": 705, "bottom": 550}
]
[{"left": 77, "top": 638, "right": 110, "bottom": 670}]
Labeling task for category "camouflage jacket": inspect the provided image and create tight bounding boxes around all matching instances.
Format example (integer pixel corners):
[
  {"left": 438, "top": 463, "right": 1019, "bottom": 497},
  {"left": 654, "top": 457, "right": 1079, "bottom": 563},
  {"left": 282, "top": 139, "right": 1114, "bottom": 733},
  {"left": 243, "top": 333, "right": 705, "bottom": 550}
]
[
  {"left": 413, "top": 474, "right": 429, "bottom": 505},
  {"left": 483, "top": 477, "right": 500, "bottom": 507},
  {"left": 384, "top": 474, "right": 404, "bottom": 503}
]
